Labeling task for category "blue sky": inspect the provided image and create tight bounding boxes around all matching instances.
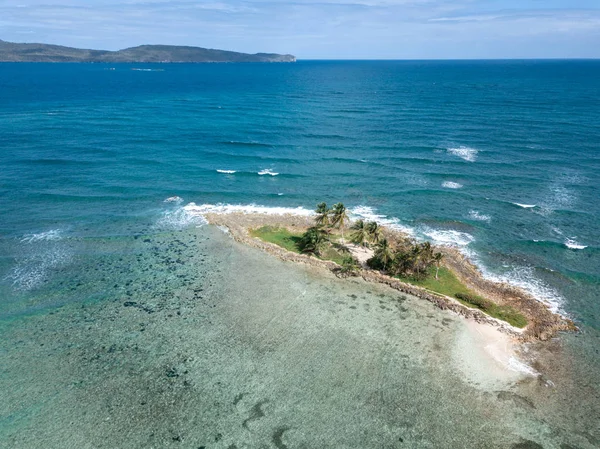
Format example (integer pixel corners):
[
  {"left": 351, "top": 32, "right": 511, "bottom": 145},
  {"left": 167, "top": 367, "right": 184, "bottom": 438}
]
[{"left": 1, "top": 0, "right": 599, "bottom": 58}]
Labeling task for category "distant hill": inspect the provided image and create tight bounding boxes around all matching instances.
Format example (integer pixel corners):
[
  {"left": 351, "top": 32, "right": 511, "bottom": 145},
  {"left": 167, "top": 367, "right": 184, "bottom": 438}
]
[{"left": 0, "top": 39, "right": 296, "bottom": 63}]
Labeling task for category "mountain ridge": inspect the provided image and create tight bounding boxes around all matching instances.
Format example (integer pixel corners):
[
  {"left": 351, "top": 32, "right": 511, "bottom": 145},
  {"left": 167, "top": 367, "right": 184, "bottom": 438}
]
[{"left": 0, "top": 39, "right": 296, "bottom": 63}]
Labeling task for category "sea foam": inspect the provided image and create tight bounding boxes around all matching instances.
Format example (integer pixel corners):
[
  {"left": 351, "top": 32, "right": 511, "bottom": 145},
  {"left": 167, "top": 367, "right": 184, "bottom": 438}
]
[
  {"left": 447, "top": 146, "right": 478, "bottom": 162},
  {"left": 422, "top": 229, "right": 475, "bottom": 247},
  {"left": 7, "top": 229, "right": 72, "bottom": 291},
  {"left": 468, "top": 210, "right": 491, "bottom": 222},
  {"left": 155, "top": 205, "right": 207, "bottom": 230},
  {"left": 508, "top": 356, "right": 539, "bottom": 376},
  {"left": 20, "top": 229, "right": 63, "bottom": 243},
  {"left": 513, "top": 203, "right": 536, "bottom": 209},
  {"left": 564, "top": 239, "right": 587, "bottom": 250},
  {"left": 258, "top": 169, "right": 279, "bottom": 176},
  {"left": 472, "top": 262, "right": 563, "bottom": 313},
  {"left": 217, "top": 169, "right": 237, "bottom": 174},
  {"left": 183, "top": 202, "right": 314, "bottom": 217},
  {"left": 442, "top": 181, "right": 463, "bottom": 189},
  {"left": 164, "top": 196, "right": 183, "bottom": 204}
]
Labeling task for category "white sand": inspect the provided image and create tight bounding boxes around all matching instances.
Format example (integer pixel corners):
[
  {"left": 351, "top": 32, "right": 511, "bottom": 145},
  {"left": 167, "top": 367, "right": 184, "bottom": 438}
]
[
  {"left": 346, "top": 243, "right": 374, "bottom": 266},
  {"left": 453, "top": 319, "right": 537, "bottom": 390}
]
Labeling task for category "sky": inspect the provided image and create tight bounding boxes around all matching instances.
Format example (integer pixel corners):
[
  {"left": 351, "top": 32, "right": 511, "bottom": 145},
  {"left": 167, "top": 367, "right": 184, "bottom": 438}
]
[{"left": 0, "top": 0, "right": 599, "bottom": 59}]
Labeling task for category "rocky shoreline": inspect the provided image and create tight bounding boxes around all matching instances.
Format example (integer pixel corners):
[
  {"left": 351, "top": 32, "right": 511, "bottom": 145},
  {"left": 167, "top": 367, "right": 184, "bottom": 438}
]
[{"left": 203, "top": 212, "right": 576, "bottom": 341}]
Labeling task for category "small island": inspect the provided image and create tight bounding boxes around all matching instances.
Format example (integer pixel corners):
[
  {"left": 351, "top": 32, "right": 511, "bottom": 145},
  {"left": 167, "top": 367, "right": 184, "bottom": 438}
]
[
  {"left": 201, "top": 202, "right": 576, "bottom": 341},
  {"left": 0, "top": 39, "right": 296, "bottom": 63}
]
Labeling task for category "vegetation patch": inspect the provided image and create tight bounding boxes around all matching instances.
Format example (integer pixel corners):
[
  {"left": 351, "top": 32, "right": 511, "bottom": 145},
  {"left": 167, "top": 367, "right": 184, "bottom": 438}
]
[
  {"left": 454, "top": 293, "right": 527, "bottom": 328},
  {"left": 250, "top": 225, "right": 347, "bottom": 265},
  {"left": 251, "top": 202, "right": 528, "bottom": 329},
  {"left": 397, "top": 266, "right": 472, "bottom": 298},
  {"left": 399, "top": 268, "right": 527, "bottom": 328},
  {"left": 249, "top": 226, "right": 302, "bottom": 253}
]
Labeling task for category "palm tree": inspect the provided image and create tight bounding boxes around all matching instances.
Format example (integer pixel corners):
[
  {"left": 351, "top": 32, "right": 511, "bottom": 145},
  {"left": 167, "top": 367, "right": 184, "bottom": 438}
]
[
  {"left": 392, "top": 251, "right": 413, "bottom": 276},
  {"left": 433, "top": 252, "right": 444, "bottom": 280},
  {"left": 365, "top": 221, "right": 382, "bottom": 245},
  {"left": 350, "top": 219, "right": 369, "bottom": 249},
  {"left": 420, "top": 241, "right": 433, "bottom": 262},
  {"left": 374, "top": 238, "right": 394, "bottom": 271},
  {"left": 298, "top": 226, "right": 328, "bottom": 256},
  {"left": 339, "top": 256, "right": 360, "bottom": 276},
  {"left": 315, "top": 202, "right": 330, "bottom": 227},
  {"left": 331, "top": 202, "right": 350, "bottom": 242}
]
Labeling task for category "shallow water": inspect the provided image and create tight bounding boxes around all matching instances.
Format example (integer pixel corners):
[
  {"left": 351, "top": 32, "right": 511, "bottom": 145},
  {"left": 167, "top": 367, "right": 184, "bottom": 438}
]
[{"left": 0, "top": 225, "right": 591, "bottom": 448}]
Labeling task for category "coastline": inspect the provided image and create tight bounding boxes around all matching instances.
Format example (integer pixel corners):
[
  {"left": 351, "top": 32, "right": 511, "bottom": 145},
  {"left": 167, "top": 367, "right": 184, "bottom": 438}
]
[{"left": 202, "top": 210, "right": 575, "bottom": 342}]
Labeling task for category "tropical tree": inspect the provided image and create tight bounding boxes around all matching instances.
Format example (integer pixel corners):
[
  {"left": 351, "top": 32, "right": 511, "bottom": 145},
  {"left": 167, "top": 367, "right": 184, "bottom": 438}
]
[
  {"left": 315, "top": 202, "right": 330, "bottom": 227},
  {"left": 373, "top": 238, "right": 394, "bottom": 271},
  {"left": 350, "top": 219, "right": 369, "bottom": 249},
  {"left": 298, "top": 226, "right": 328, "bottom": 256},
  {"left": 420, "top": 241, "right": 433, "bottom": 263},
  {"left": 331, "top": 202, "right": 350, "bottom": 242},
  {"left": 365, "top": 221, "right": 382, "bottom": 245},
  {"left": 392, "top": 251, "right": 413, "bottom": 276},
  {"left": 433, "top": 252, "right": 444, "bottom": 280},
  {"left": 338, "top": 256, "right": 360, "bottom": 276}
]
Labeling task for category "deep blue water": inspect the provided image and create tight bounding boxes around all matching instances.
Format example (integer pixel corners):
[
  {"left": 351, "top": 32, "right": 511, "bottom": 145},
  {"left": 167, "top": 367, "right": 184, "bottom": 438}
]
[{"left": 1, "top": 61, "right": 598, "bottom": 326}]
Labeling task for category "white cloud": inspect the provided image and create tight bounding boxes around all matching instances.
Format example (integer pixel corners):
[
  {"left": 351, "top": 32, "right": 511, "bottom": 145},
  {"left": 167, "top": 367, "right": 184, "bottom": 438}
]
[{"left": 0, "top": 1, "right": 598, "bottom": 58}]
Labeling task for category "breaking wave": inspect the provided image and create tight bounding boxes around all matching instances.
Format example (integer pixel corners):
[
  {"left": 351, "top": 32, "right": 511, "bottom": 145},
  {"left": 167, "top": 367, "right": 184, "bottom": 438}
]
[
  {"left": 164, "top": 196, "right": 183, "bottom": 204},
  {"left": 20, "top": 229, "right": 64, "bottom": 243},
  {"left": 258, "top": 169, "right": 279, "bottom": 176},
  {"left": 6, "top": 229, "right": 72, "bottom": 291},
  {"left": 564, "top": 238, "right": 587, "bottom": 250},
  {"left": 471, "top": 262, "right": 563, "bottom": 313},
  {"left": 183, "top": 202, "right": 314, "bottom": 217},
  {"left": 422, "top": 229, "right": 475, "bottom": 247},
  {"left": 442, "top": 181, "right": 463, "bottom": 189},
  {"left": 447, "top": 146, "right": 478, "bottom": 162},
  {"left": 468, "top": 210, "right": 491, "bottom": 222},
  {"left": 156, "top": 198, "right": 207, "bottom": 230}
]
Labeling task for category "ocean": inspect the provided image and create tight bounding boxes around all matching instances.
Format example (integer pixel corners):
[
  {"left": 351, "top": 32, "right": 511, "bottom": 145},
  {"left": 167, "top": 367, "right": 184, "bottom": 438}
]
[{"left": 0, "top": 61, "right": 598, "bottom": 448}]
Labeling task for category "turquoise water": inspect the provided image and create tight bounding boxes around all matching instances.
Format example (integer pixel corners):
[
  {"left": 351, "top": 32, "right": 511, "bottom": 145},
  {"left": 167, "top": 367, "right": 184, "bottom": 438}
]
[{"left": 0, "top": 61, "right": 599, "bottom": 447}]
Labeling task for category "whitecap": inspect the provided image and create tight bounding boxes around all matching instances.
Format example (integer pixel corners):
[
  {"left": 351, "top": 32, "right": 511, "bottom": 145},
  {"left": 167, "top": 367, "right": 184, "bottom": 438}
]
[
  {"left": 20, "top": 229, "right": 63, "bottom": 243},
  {"left": 258, "top": 169, "right": 279, "bottom": 176},
  {"left": 217, "top": 169, "right": 236, "bottom": 174},
  {"left": 513, "top": 203, "right": 536, "bottom": 209},
  {"left": 164, "top": 196, "right": 183, "bottom": 204},
  {"left": 447, "top": 146, "right": 478, "bottom": 162},
  {"left": 422, "top": 229, "right": 475, "bottom": 247},
  {"left": 442, "top": 181, "right": 463, "bottom": 189},
  {"left": 564, "top": 239, "right": 587, "bottom": 250},
  {"left": 468, "top": 210, "right": 491, "bottom": 222},
  {"left": 7, "top": 230, "right": 72, "bottom": 291}
]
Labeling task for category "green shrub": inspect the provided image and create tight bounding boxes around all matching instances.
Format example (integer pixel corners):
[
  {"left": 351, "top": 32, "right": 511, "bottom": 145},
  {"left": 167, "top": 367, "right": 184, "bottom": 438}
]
[
  {"left": 339, "top": 256, "right": 360, "bottom": 276},
  {"left": 455, "top": 292, "right": 492, "bottom": 309}
]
